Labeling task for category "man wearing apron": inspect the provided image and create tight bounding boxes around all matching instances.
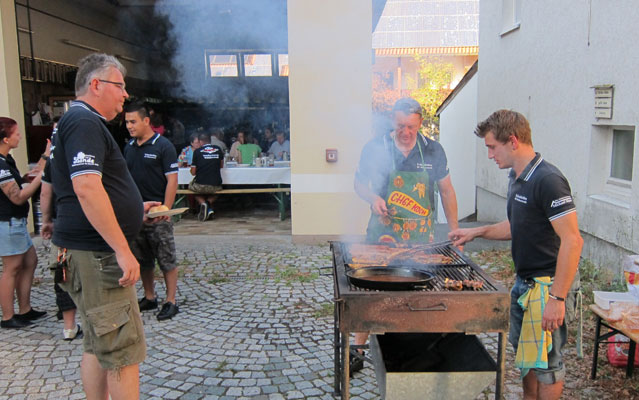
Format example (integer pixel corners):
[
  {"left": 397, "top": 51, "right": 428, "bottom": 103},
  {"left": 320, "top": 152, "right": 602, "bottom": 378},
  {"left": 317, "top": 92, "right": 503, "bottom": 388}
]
[
  {"left": 351, "top": 97, "right": 460, "bottom": 373},
  {"left": 355, "top": 97, "right": 459, "bottom": 244}
]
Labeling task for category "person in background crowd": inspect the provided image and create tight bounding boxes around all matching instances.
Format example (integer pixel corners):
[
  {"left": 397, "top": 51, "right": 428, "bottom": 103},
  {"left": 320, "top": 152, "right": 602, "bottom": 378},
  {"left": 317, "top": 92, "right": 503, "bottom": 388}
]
[
  {"left": 41, "top": 117, "right": 82, "bottom": 340},
  {"left": 210, "top": 128, "right": 228, "bottom": 153},
  {"left": 148, "top": 107, "right": 165, "bottom": 136},
  {"left": 0, "top": 117, "right": 50, "bottom": 329},
  {"left": 268, "top": 131, "right": 291, "bottom": 161},
  {"left": 166, "top": 116, "right": 186, "bottom": 154},
  {"left": 190, "top": 133, "right": 223, "bottom": 221},
  {"left": 238, "top": 133, "right": 261, "bottom": 164},
  {"left": 50, "top": 53, "right": 165, "bottom": 400},
  {"left": 123, "top": 101, "right": 180, "bottom": 321},
  {"left": 229, "top": 130, "right": 245, "bottom": 161},
  {"left": 178, "top": 133, "right": 201, "bottom": 167},
  {"left": 352, "top": 97, "right": 460, "bottom": 374},
  {"left": 449, "top": 110, "right": 583, "bottom": 400},
  {"left": 260, "top": 127, "right": 275, "bottom": 151}
]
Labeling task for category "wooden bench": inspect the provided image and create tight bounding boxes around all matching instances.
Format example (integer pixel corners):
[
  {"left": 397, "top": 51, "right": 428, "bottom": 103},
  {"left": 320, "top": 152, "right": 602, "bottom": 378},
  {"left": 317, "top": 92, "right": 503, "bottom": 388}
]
[{"left": 175, "top": 187, "right": 291, "bottom": 221}]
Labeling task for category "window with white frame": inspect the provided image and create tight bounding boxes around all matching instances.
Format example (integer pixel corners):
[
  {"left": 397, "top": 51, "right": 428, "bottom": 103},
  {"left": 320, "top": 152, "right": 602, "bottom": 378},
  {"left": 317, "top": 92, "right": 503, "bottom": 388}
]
[
  {"left": 501, "top": 0, "right": 521, "bottom": 36},
  {"left": 589, "top": 125, "right": 636, "bottom": 206},
  {"left": 610, "top": 128, "right": 634, "bottom": 182}
]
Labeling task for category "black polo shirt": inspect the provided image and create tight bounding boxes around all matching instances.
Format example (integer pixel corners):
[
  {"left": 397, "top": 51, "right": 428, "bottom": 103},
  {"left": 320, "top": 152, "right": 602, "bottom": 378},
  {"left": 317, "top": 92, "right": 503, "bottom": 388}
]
[
  {"left": 355, "top": 133, "right": 449, "bottom": 207},
  {"left": 123, "top": 133, "right": 178, "bottom": 202},
  {"left": 192, "top": 144, "right": 223, "bottom": 186},
  {"left": 0, "top": 154, "right": 29, "bottom": 220},
  {"left": 507, "top": 153, "right": 576, "bottom": 279},
  {"left": 51, "top": 101, "right": 143, "bottom": 252}
]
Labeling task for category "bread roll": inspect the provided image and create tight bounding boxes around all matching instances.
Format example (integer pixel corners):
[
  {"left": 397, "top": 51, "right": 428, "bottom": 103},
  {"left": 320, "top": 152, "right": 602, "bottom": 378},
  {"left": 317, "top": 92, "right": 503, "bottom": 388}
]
[{"left": 149, "top": 205, "right": 169, "bottom": 213}]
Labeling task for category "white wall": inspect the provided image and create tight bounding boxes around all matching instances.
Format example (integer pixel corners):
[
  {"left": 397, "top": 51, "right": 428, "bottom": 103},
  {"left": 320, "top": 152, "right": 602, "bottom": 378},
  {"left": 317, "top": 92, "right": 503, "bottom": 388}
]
[
  {"left": 287, "top": 0, "right": 372, "bottom": 242},
  {"left": 477, "top": 1, "right": 639, "bottom": 263},
  {"left": 437, "top": 73, "right": 477, "bottom": 222}
]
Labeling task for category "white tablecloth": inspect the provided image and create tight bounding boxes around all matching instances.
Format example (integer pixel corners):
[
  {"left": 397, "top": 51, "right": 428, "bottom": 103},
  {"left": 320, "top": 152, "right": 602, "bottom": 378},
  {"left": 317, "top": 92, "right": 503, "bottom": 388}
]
[{"left": 178, "top": 167, "right": 291, "bottom": 185}]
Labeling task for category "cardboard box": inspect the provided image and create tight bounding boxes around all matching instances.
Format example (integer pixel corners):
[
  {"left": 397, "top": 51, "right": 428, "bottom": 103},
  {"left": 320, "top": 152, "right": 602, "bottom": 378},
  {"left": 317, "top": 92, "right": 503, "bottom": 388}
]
[{"left": 594, "top": 291, "right": 638, "bottom": 310}]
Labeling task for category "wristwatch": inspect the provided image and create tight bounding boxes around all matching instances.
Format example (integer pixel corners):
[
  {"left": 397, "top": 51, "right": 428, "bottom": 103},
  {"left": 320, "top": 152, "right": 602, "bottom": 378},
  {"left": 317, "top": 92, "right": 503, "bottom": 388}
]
[{"left": 40, "top": 154, "right": 50, "bottom": 161}]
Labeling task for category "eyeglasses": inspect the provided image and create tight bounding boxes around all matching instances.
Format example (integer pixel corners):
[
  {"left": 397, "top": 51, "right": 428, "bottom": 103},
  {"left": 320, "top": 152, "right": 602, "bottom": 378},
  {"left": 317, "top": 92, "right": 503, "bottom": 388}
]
[{"left": 98, "top": 79, "right": 126, "bottom": 91}]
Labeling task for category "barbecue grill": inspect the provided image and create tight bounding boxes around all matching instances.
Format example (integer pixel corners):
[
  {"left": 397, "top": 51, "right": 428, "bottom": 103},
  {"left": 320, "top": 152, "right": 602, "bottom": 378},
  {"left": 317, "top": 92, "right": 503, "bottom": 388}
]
[{"left": 330, "top": 241, "right": 510, "bottom": 399}]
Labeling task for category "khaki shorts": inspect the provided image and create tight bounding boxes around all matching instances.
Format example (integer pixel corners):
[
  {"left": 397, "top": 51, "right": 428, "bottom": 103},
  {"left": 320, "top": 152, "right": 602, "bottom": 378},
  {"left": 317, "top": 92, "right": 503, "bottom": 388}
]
[
  {"left": 188, "top": 181, "right": 222, "bottom": 194},
  {"left": 53, "top": 245, "right": 146, "bottom": 370}
]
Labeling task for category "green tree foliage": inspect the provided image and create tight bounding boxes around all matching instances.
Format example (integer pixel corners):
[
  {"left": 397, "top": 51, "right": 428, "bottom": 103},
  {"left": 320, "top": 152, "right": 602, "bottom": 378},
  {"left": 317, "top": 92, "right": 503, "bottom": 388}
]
[
  {"left": 407, "top": 56, "right": 454, "bottom": 138},
  {"left": 372, "top": 72, "right": 401, "bottom": 115}
]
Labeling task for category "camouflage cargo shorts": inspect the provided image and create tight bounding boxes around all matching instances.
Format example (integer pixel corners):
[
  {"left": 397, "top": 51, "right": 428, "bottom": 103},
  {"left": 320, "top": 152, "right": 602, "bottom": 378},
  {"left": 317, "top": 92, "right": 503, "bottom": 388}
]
[
  {"left": 188, "top": 181, "right": 222, "bottom": 194},
  {"left": 130, "top": 220, "right": 177, "bottom": 272}
]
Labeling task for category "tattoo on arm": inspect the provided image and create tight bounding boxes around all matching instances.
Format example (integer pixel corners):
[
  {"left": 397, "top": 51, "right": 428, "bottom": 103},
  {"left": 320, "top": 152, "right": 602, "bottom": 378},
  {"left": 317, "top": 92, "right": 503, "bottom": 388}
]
[{"left": 0, "top": 181, "right": 22, "bottom": 204}]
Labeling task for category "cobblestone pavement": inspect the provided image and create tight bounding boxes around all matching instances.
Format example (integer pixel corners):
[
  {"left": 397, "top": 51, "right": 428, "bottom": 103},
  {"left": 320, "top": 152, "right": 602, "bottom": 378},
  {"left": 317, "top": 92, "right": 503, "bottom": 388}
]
[{"left": 0, "top": 217, "right": 511, "bottom": 399}]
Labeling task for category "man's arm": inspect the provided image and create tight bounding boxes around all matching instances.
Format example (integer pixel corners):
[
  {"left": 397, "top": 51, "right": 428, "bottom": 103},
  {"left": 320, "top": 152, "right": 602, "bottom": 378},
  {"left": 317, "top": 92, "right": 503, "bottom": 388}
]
[
  {"left": 164, "top": 173, "right": 178, "bottom": 209},
  {"left": 72, "top": 174, "right": 139, "bottom": 287},
  {"left": 354, "top": 178, "right": 387, "bottom": 216},
  {"left": 542, "top": 212, "right": 583, "bottom": 331},
  {"left": 437, "top": 175, "right": 459, "bottom": 231},
  {"left": 40, "top": 182, "right": 54, "bottom": 239},
  {"left": 448, "top": 220, "right": 512, "bottom": 247}
]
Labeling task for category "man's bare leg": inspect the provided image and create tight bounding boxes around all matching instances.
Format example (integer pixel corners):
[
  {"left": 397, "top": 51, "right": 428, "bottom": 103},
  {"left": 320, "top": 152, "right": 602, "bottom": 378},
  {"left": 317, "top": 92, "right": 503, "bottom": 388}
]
[
  {"left": 81, "top": 353, "right": 140, "bottom": 400},
  {"left": 107, "top": 363, "right": 140, "bottom": 400},
  {"left": 537, "top": 380, "right": 563, "bottom": 400},
  {"left": 140, "top": 268, "right": 156, "bottom": 300},
  {"left": 163, "top": 268, "right": 178, "bottom": 304},
  {"left": 523, "top": 371, "right": 563, "bottom": 400},
  {"left": 81, "top": 353, "right": 108, "bottom": 400}
]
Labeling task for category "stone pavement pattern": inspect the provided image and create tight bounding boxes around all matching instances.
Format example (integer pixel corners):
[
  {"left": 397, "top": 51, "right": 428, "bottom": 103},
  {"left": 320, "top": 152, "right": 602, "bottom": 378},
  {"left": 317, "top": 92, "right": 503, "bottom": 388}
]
[{"left": 0, "top": 220, "right": 508, "bottom": 399}]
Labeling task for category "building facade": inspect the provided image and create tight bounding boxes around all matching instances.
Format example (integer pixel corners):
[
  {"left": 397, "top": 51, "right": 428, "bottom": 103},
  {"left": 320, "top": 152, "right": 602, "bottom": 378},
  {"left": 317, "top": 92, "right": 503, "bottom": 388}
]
[{"left": 474, "top": 0, "right": 639, "bottom": 270}]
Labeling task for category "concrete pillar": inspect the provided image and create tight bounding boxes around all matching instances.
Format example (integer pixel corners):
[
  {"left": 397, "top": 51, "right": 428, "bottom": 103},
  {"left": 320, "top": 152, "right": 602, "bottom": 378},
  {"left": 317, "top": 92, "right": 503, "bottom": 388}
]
[
  {"left": 287, "top": 0, "right": 372, "bottom": 243},
  {"left": 1, "top": 0, "right": 33, "bottom": 231}
]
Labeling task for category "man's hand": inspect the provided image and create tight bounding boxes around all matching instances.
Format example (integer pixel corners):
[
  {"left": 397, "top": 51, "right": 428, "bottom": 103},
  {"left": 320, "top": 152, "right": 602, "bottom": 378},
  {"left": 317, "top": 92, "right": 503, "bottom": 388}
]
[
  {"left": 371, "top": 196, "right": 388, "bottom": 216},
  {"left": 143, "top": 201, "right": 170, "bottom": 223},
  {"left": 116, "top": 250, "right": 140, "bottom": 287},
  {"left": 541, "top": 298, "right": 565, "bottom": 332},
  {"left": 448, "top": 228, "right": 477, "bottom": 247},
  {"left": 41, "top": 221, "right": 53, "bottom": 240}
]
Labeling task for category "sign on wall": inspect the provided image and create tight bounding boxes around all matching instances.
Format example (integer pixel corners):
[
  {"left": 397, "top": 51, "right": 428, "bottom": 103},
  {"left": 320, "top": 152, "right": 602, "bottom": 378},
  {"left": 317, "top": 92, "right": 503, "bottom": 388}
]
[{"left": 592, "top": 84, "right": 613, "bottom": 119}]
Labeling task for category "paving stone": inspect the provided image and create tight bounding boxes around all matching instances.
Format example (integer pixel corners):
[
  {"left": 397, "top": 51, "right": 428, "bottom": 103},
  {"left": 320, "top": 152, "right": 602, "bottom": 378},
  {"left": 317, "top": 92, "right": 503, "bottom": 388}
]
[{"left": 0, "top": 232, "right": 515, "bottom": 400}]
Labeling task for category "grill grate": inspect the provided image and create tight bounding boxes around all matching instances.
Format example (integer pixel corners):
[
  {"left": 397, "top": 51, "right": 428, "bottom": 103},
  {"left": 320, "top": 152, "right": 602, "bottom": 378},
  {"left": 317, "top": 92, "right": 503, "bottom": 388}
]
[
  {"left": 343, "top": 241, "right": 467, "bottom": 267},
  {"left": 336, "top": 242, "right": 499, "bottom": 293},
  {"left": 345, "top": 265, "right": 497, "bottom": 292}
]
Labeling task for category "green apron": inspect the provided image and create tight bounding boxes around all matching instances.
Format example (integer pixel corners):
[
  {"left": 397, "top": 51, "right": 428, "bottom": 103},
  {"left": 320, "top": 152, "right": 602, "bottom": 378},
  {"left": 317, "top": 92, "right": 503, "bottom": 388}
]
[{"left": 366, "top": 136, "right": 434, "bottom": 244}]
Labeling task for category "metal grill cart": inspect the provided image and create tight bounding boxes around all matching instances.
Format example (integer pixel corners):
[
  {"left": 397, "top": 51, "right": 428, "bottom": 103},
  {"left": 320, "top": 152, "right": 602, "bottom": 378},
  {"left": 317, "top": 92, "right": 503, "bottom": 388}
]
[{"left": 331, "top": 241, "right": 510, "bottom": 400}]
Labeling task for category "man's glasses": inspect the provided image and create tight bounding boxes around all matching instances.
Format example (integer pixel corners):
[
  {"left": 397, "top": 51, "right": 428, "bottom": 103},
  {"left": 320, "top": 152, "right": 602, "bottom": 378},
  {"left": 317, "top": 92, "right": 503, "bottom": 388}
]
[{"left": 98, "top": 79, "right": 126, "bottom": 91}]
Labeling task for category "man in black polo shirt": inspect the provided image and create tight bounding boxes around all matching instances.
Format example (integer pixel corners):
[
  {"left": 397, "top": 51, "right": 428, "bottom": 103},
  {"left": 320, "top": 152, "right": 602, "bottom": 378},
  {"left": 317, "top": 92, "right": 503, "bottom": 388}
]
[
  {"left": 449, "top": 110, "right": 583, "bottom": 400},
  {"left": 352, "top": 97, "right": 460, "bottom": 374},
  {"left": 51, "top": 53, "right": 163, "bottom": 399},
  {"left": 123, "top": 102, "right": 179, "bottom": 321},
  {"left": 189, "top": 133, "right": 223, "bottom": 221}
]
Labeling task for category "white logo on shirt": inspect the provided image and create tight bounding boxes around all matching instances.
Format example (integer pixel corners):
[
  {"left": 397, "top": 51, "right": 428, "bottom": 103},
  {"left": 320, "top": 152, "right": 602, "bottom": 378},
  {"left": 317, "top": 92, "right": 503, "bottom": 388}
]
[
  {"left": 514, "top": 194, "right": 528, "bottom": 204},
  {"left": 72, "top": 152, "right": 97, "bottom": 167},
  {"left": 0, "top": 169, "right": 12, "bottom": 179},
  {"left": 551, "top": 196, "right": 573, "bottom": 208},
  {"left": 170, "top": 163, "right": 178, "bottom": 168},
  {"left": 144, "top": 153, "right": 157, "bottom": 159}
]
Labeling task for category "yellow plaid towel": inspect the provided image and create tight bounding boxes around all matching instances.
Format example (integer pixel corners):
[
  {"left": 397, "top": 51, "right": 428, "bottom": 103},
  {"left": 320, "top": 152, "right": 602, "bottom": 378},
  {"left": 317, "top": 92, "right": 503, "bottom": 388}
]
[{"left": 515, "top": 276, "right": 553, "bottom": 378}]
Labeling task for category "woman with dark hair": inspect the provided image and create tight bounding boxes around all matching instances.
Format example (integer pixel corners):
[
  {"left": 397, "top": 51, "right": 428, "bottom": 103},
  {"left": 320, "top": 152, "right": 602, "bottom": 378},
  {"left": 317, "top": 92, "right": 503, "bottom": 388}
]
[{"left": 0, "top": 117, "right": 50, "bottom": 328}]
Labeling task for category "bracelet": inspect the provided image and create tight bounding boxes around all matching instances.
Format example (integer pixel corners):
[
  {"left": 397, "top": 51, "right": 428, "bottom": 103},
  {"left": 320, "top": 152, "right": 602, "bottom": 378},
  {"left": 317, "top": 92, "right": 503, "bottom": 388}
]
[
  {"left": 40, "top": 154, "right": 50, "bottom": 161},
  {"left": 548, "top": 292, "right": 565, "bottom": 302}
]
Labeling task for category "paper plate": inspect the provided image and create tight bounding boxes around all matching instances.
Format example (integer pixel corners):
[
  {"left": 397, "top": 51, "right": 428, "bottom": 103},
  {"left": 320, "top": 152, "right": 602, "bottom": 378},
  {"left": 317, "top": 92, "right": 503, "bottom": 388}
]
[{"left": 146, "top": 207, "right": 189, "bottom": 218}]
